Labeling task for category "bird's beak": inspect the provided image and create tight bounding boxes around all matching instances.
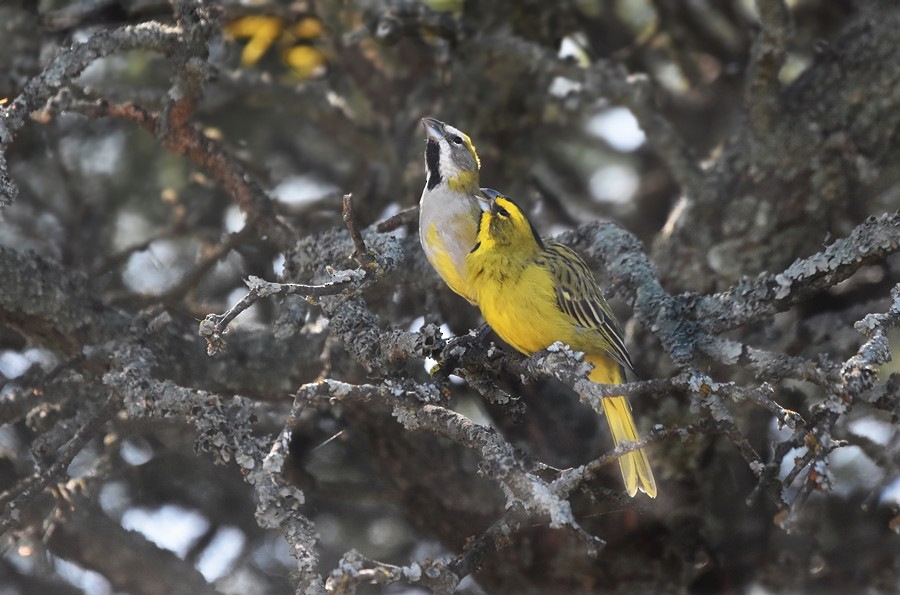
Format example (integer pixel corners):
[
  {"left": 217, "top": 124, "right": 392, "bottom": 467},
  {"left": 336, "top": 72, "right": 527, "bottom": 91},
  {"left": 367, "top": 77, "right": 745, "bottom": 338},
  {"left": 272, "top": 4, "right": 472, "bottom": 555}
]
[
  {"left": 476, "top": 190, "right": 491, "bottom": 212},
  {"left": 480, "top": 188, "right": 501, "bottom": 201},
  {"left": 480, "top": 188, "right": 502, "bottom": 213},
  {"left": 421, "top": 117, "right": 445, "bottom": 142}
]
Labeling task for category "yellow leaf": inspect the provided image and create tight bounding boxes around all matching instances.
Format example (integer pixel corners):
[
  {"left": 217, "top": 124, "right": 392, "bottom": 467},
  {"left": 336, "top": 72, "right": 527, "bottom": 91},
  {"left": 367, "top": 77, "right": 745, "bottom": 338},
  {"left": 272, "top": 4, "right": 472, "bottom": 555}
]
[
  {"left": 225, "top": 16, "right": 284, "bottom": 66},
  {"left": 292, "top": 16, "right": 324, "bottom": 40},
  {"left": 283, "top": 45, "right": 327, "bottom": 79}
]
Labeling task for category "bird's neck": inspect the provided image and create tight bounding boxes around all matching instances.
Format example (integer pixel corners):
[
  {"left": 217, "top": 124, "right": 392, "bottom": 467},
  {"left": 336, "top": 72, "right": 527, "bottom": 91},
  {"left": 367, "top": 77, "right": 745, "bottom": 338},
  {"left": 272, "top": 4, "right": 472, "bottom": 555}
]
[
  {"left": 470, "top": 236, "right": 536, "bottom": 275},
  {"left": 446, "top": 170, "right": 479, "bottom": 194}
]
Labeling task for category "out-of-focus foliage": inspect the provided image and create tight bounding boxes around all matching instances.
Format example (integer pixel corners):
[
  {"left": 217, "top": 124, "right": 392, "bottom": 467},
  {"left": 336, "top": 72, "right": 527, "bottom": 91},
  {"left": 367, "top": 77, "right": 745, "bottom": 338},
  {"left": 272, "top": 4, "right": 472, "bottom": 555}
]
[{"left": 225, "top": 13, "right": 328, "bottom": 79}]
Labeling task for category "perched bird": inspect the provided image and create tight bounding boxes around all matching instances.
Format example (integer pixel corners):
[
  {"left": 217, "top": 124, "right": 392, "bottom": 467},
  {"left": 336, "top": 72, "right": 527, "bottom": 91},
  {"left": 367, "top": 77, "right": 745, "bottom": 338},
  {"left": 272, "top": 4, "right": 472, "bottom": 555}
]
[
  {"left": 419, "top": 118, "right": 482, "bottom": 303},
  {"left": 466, "top": 188, "right": 657, "bottom": 498}
]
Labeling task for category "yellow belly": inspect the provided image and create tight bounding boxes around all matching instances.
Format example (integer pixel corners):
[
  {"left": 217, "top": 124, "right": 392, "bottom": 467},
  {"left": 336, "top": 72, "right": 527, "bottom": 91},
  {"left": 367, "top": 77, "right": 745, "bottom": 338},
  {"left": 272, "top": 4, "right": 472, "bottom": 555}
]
[
  {"left": 474, "top": 260, "right": 571, "bottom": 355},
  {"left": 424, "top": 222, "right": 474, "bottom": 301},
  {"left": 419, "top": 189, "right": 481, "bottom": 303}
]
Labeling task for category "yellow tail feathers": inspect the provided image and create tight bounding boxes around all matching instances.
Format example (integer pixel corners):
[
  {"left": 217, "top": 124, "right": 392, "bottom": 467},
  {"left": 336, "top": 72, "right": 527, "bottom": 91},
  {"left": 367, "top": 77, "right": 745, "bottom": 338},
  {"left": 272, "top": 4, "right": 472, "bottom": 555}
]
[{"left": 588, "top": 355, "right": 657, "bottom": 498}]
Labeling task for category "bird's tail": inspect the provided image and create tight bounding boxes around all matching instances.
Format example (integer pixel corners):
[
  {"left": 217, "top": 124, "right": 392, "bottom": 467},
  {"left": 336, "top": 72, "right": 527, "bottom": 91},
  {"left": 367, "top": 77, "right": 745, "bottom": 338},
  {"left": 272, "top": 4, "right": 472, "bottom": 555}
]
[{"left": 587, "top": 355, "right": 657, "bottom": 498}]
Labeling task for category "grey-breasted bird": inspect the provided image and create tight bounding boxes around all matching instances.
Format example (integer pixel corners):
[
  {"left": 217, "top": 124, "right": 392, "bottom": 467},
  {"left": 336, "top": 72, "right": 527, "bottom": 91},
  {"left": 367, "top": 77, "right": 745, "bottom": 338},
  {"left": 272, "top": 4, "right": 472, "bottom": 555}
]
[{"left": 418, "top": 117, "right": 482, "bottom": 303}]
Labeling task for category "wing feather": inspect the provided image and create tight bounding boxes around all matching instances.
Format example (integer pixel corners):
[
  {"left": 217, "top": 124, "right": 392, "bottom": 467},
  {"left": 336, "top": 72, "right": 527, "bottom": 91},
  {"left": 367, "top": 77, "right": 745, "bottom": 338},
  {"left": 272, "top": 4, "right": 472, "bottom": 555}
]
[{"left": 538, "top": 243, "right": 633, "bottom": 370}]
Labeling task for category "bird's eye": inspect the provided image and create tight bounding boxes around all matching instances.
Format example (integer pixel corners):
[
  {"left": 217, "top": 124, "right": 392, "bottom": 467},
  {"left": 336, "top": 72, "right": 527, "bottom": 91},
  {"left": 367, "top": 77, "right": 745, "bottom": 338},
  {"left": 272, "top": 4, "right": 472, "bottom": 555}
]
[
  {"left": 451, "top": 135, "right": 464, "bottom": 145},
  {"left": 495, "top": 206, "right": 510, "bottom": 218}
]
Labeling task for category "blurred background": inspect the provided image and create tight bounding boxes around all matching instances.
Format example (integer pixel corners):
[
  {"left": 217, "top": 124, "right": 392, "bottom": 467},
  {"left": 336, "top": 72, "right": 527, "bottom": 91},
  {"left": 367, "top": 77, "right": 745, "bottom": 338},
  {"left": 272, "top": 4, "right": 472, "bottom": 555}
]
[{"left": 1, "top": 0, "right": 899, "bottom": 593}]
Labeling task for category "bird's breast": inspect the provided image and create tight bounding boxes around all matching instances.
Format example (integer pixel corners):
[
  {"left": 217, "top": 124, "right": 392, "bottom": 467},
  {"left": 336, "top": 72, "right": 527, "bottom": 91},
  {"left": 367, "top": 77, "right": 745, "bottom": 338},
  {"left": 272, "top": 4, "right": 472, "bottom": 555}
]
[
  {"left": 472, "top": 260, "right": 567, "bottom": 355},
  {"left": 419, "top": 187, "right": 481, "bottom": 300}
]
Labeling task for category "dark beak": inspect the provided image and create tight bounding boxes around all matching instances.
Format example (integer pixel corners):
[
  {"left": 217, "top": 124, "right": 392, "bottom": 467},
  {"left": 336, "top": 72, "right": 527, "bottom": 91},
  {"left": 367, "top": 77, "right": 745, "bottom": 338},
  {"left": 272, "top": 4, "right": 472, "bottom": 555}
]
[
  {"left": 421, "top": 117, "right": 445, "bottom": 142},
  {"left": 480, "top": 188, "right": 502, "bottom": 213},
  {"left": 481, "top": 188, "right": 501, "bottom": 201},
  {"left": 475, "top": 189, "right": 490, "bottom": 212}
]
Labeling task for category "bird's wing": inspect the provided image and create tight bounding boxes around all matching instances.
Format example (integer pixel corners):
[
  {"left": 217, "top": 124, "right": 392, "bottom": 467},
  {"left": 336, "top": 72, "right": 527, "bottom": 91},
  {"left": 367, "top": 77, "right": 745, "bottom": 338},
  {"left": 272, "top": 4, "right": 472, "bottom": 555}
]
[{"left": 542, "top": 243, "right": 634, "bottom": 370}]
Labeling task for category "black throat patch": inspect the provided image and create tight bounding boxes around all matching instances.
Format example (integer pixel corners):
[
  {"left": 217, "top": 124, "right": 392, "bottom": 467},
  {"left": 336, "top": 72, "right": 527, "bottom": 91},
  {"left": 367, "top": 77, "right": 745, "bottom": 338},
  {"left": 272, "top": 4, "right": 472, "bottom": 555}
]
[{"left": 425, "top": 141, "right": 441, "bottom": 190}]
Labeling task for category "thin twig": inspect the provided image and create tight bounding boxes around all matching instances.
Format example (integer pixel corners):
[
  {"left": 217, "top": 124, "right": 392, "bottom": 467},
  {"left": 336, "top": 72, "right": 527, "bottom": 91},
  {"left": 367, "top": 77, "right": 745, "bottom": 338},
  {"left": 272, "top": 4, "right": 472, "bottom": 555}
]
[
  {"left": 111, "top": 226, "right": 253, "bottom": 308},
  {"left": 0, "top": 393, "right": 118, "bottom": 536},
  {"left": 65, "top": 98, "right": 296, "bottom": 249},
  {"left": 325, "top": 549, "right": 459, "bottom": 595},
  {"left": 747, "top": 0, "right": 791, "bottom": 141},
  {"left": 0, "top": 354, "right": 86, "bottom": 426},
  {"left": 342, "top": 193, "right": 376, "bottom": 266},
  {"left": 199, "top": 273, "right": 363, "bottom": 355},
  {"left": 552, "top": 421, "right": 711, "bottom": 499},
  {"left": 447, "top": 508, "right": 525, "bottom": 581},
  {"left": 375, "top": 206, "right": 418, "bottom": 233}
]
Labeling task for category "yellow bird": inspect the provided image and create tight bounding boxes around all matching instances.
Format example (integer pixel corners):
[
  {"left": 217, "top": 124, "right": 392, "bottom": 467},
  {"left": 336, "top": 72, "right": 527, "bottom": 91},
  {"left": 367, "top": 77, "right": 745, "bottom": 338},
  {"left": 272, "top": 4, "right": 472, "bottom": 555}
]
[{"left": 466, "top": 189, "right": 657, "bottom": 498}]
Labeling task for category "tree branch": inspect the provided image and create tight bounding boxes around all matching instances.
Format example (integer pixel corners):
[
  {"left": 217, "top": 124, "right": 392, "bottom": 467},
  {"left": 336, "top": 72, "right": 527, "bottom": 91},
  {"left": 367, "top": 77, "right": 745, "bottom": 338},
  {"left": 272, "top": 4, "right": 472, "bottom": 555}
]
[
  {"left": 0, "top": 393, "right": 117, "bottom": 536},
  {"left": 199, "top": 272, "right": 364, "bottom": 356},
  {"left": 695, "top": 212, "right": 900, "bottom": 333}
]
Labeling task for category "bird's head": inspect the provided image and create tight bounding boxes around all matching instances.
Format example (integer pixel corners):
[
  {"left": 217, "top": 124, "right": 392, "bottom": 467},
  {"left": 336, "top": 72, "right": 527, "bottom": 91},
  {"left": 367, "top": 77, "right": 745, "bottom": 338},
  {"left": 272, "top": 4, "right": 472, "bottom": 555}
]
[
  {"left": 422, "top": 117, "right": 481, "bottom": 194},
  {"left": 473, "top": 188, "right": 544, "bottom": 253}
]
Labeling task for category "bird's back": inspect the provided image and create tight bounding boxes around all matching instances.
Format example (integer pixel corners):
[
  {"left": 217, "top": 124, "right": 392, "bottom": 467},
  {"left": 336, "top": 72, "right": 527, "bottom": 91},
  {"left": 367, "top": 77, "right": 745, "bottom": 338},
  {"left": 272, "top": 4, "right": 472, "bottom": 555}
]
[{"left": 533, "top": 243, "right": 632, "bottom": 369}]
